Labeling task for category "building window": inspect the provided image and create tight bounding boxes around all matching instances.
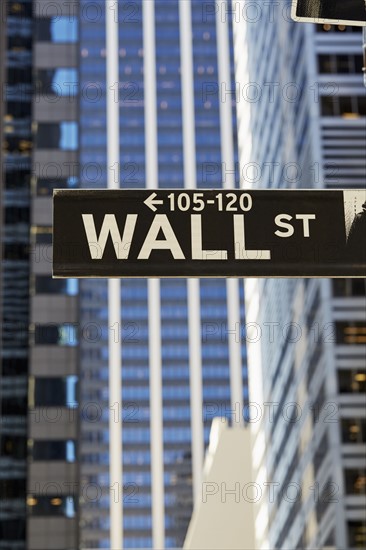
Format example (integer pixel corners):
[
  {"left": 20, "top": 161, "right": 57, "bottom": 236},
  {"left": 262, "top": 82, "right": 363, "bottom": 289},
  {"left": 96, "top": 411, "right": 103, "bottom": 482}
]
[
  {"left": 316, "top": 25, "right": 362, "bottom": 34},
  {"left": 36, "top": 176, "right": 79, "bottom": 196},
  {"left": 338, "top": 370, "right": 366, "bottom": 393},
  {"left": 0, "top": 436, "right": 26, "bottom": 459},
  {"left": 344, "top": 469, "right": 366, "bottom": 495},
  {"left": 341, "top": 418, "right": 366, "bottom": 444},
  {"left": 32, "top": 226, "right": 53, "bottom": 245},
  {"left": 336, "top": 322, "right": 366, "bottom": 345},
  {"left": 34, "top": 323, "right": 78, "bottom": 346},
  {"left": 333, "top": 279, "right": 366, "bottom": 297},
  {"left": 27, "top": 495, "right": 77, "bottom": 517},
  {"left": 5, "top": 169, "right": 31, "bottom": 189},
  {"left": 35, "top": 68, "right": 78, "bottom": 96},
  {"left": 0, "top": 520, "right": 26, "bottom": 541},
  {"left": 31, "top": 440, "right": 76, "bottom": 462},
  {"left": 35, "top": 17, "right": 78, "bottom": 43},
  {"left": 318, "top": 54, "right": 364, "bottom": 74},
  {"left": 34, "top": 276, "right": 78, "bottom": 296},
  {"left": 347, "top": 521, "right": 366, "bottom": 548},
  {"left": 321, "top": 96, "right": 366, "bottom": 117},
  {"left": 1, "top": 358, "right": 27, "bottom": 376},
  {"left": 36, "top": 122, "right": 78, "bottom": 150},
  {"left": 34, "top": 376, "right": 78, "bottom": 407},
  {"left": 0, "top": 478, "right": 26, "bottom": 499},
  {"left": 1, "top": 395, "right": 27, "bottom": 416},
  {"left": 4, "top": 243, "right": 28, "bottom": 260}
]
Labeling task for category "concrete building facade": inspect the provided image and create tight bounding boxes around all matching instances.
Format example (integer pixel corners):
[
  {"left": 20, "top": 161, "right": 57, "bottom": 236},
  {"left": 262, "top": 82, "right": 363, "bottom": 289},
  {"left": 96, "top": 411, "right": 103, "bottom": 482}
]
[{"left": 26, "top": 0, "right": 80, "bottom": 547}]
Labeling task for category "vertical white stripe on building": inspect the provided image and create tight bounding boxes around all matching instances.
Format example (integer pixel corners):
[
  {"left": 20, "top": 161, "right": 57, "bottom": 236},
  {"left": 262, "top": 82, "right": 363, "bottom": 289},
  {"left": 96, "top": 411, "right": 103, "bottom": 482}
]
[
  {"left": 142, "top": 1, "right": 165, "bottom": 548},
  {"left": 105, "top": 1, "right": 123, "bottom": 548},
  {"left": 179, "top": 0, "right": 204, "bottom": 502},
  {"left": 216, "top": 0, "right": 243, "bottom": 426}
]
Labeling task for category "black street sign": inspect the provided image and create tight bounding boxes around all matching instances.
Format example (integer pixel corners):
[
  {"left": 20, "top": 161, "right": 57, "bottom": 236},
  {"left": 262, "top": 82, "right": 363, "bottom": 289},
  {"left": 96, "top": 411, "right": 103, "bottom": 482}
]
[
  {"left": 53, "top": 189, "right": 366, "bottom": 278},
  {"left": 291, "top": 0, "right": 366, "bottom": 26}
]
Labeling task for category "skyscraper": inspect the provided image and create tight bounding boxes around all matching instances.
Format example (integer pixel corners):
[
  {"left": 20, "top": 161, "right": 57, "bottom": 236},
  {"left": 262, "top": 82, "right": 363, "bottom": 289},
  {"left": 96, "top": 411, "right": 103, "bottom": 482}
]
[
  {"left": 26, "top": 0, "right": 80, "bottom": 544},
  {"left": 78, "top": 0, "right": 247, "bottom": 548},
  {"left": 1, "top": 1, "right": 32, "bottom": 547},
  {"left": 234, "top": 1, "right": 366, "bottom": 549}
]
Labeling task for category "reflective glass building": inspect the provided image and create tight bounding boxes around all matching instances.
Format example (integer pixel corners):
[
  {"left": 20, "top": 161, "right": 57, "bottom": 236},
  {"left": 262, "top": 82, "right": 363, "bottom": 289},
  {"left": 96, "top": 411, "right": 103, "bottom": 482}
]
[{"left": 78, "top": 1, "right": 247, "bottom": 548}]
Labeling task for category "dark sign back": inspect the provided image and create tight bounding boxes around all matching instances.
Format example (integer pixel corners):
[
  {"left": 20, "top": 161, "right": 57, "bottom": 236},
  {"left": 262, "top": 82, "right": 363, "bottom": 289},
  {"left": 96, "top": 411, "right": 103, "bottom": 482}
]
[{"left": 53, "top": 189, "right": 366, "bottom": 278}]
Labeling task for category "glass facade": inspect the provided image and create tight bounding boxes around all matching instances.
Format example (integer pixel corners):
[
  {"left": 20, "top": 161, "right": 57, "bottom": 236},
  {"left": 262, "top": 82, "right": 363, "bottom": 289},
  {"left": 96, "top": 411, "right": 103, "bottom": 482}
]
[{"left": 79, "top": 1, "right": 247, "bottom": 548}]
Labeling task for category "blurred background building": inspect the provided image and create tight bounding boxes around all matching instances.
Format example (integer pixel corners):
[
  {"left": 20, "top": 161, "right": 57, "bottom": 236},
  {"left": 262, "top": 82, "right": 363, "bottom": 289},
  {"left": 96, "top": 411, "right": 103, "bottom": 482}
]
[
  {"left": 234, "top": 1, "right": 366, "bottom": 549},
  {"left": 1, "top": 1, "right": 80, "bottom": 549},
  {"left": 78, "top": 1, "right": 247, "bottom": 548},
  {"left": 1, "top": 1, "right": 32, "bottom": 548}
]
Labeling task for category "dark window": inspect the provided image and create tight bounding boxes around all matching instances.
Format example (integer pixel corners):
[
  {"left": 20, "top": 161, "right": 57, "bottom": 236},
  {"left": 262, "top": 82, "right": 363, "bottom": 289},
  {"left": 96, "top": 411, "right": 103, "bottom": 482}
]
[
  {"left": 34, "top": 377, "right": 78, "bottom": 407},
  {"left": 355, "top": 55, "right": 364, "bottom": 73},
  {"left": 36, "top": 123, "right": 61, "bottom": 148},
  {"left": 32, "top": 440, "right": 76, "bottom": 462},
  {"left": 35, "top": 276, "right": 67, "bottom": 294},
  {"left": 318, "top": 54, "right": 333, "bottom": 73},
  {"left": 4, "top": 243, "right": 28, "bottom": 260},
  {"left": 27, "top": 495, "right": 77, "bottom": 517},
  {"left": 341, "top": 418, "right": 366, "bottom": 443},
  {"left": 8, "top": 1, "right": 33, "bottom": 16},
  {"left": 316, "top": 25, "right": 362, "bottom": 34},
  {"left": 2, "top": 358, "right": 28, "bottom": 376},
  {"left": 0, "top": 520, "right": 26, "bottom": 541},
  {"left": 36, "top": 176, "right": 79, "bottom": 196},
  {"left": 36, "top": 122, "right": 78, "bottom": 150},
  {"left": 34, "top": 229, "right": 52, "bottom": 245},
  {"left": 336, "top": 55, "right": 352, "bottom": 73},
  {"left": 5, "top": 206, "right": 30, "bottom": 224},
  {"left": 333, "top": 279, "right": 366, "bottom": 297},
  {"left": 34, "top": 18, "right": 54, "bottom": 41},
  {"left": 348, "top": 521, "right": 366, "bottom": 548},
  {"left": 8, "top": 35, "right": 32, "bottom": 50},
  {"left": 7, "top": 100, "right": 31, "bottom": 118},
  {"left": 318, "top": 54, "right": 363, "bottom": 74},
  {"left": 34, "top": 324, "right": 78, "bottom": 346},
  {"left": 358, "top": 95, "right": 366, "bottom": 115},
  {"left": 0, "top": 478, "right": 26, "bottom": 499},
  {"left": 336, "top": 322, "right": 366, "bottom": 345},
  {"left": 1, "top": 395, "right": 27, "bottom": 416},
  {"left": 5, "top": 169, "right": 31, "bottom": 189},
  {"left": 34, "top": 17, "right": 78, "bottom": 43},
  {"left": 345, "top": 469, "right": 366, "bottom": 495},
  {"left": 34, "top": 68, "right": 78, "bottom": 96},
  {"left": 7, "top": 66, "right": 32, "bottom": 85},
  {"left": 339, "top": 96, "right": 353, "bottom": 116},
  {"left": 321, "top": 96, "right": 337, "bottom": 116},
  {"left": 0, "top": 436, "right": 26, "bottom": 459},
  {"left": 338, "top": 370, "right": 366, "bottom": 393}
]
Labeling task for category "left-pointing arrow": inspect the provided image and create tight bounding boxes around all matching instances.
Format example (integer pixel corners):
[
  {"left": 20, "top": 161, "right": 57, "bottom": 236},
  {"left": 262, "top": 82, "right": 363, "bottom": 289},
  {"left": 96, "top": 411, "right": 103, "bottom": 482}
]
[{"left": 144, "top": 192, "right": 164, "bottom": 212}]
